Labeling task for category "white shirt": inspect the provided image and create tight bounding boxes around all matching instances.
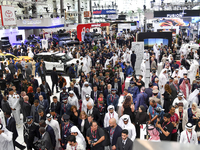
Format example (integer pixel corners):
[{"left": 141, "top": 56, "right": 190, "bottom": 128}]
[
  {"left": 180, "top": 130, "right": 198, "bottom": 145},
  {"left": 185, "top": 84, "right": 189, "bottom": 100},
  {"left": 0, "top": 127, "right": 14, "bottom": 150},
  {"left": 104, "top": 112, "right": 119, "bottom": 128},
  {"left": 172, "top": 97, "right": 188, "bottom": 110},
  {"left": 66, "top": 143, "right": 84, "bottom": 150}
]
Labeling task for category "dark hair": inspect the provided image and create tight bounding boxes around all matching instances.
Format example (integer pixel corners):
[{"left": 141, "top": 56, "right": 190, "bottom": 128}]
[
  {"left": 53, "top": 96, "right": 57, "bottom": 99},
  {"left": 39, "top": 120, "right": 46, "bottom": 127},
  {"left": 5, "top": 111, "right": 11, "bottom": 116},
  {"left": 149, "top": 82, "right": 153, "bottom": 88},
  {"left": 123, "top": 89, "right": 128, "bottom": 93},
  {"left": 53, "top": 67, "right": 56, "bottom": 70},
  {"left": 122, "top": 129, "right": 128, "bottom": 135},
  {"left": 169, "top": 105, "right": 175, "bottom": 110},
  {"left": 163, "top": 113, "right": 171, "bottom": 118},
  {"left": 34, "top": 99, "right": 39, "bottom": 103},
  {"left": 38, "top": 109, "right": 44, "bottom": 113},
  {"left": 68, "top": 135, "right": 76, "bottom": 143},
  {"left": 92, "top": 121, "right": 98, "bottom": 126},
  {"left": 39, "top": 127, "right": 45, "bottom": 134},
  {"left": 88, "top": 114, "right": 94, "bottom": 118},
  {"left": 123, "top": 96, "right": 132, "bottom": 108}
]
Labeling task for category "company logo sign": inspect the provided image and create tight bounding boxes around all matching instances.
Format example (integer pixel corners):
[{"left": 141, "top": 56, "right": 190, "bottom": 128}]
[
  {"left": 167, "top": 14, "right": 183, "bottom": 18},
  {"left": 22, "top": 20, "right": 42, "bottom": 25},
  {"left": 0, "top": 5, "right": 16, "bottom": 26},
  {"left": 93, "top": 9, "right": 116, "bottom": 15},
  {"left": 5, "top": 10, "right": 13, "bottom": 17}
]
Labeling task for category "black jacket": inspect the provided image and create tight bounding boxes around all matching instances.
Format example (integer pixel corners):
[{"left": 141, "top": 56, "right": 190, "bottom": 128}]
[
  {"left": 22, "top": 102, "right": 31, "bottom": 122},
  {"left": 50, "top": 71, "right": 58, "bottom": 83},
  {"left": 6, "top": 117, "right": 18, "bottom": 140},
  {"left": 105, "top": 125, "right": 122, "bottom": 146},
  {"left": 91, "top": 90, "right": 101, "bottom": 105},
  {"left": 116, "top": 137, "right": 133, "bottom": 150},
  {"left": 1, "top": 100, "right": 11, "bottom": 113},
  {"left": 50, "top": 102, "right": 61, "bottom": 115}
]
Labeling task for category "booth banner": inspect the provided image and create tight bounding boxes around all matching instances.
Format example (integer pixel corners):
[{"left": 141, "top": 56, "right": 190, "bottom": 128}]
[
  {"left": 77, "top": 23, "right": 110, "bottom": 41},
  {"left": 132, "top": 42, "right": 144, "bottom": 75},
  {"left": 0, "top": 5, "right": 16, "bottom": 26},
  {"left": 93, "top": 9, "right": 116, "bottom": 15},
  {"left": 17, "top": 18, "right": 64, "bottom": 29}
]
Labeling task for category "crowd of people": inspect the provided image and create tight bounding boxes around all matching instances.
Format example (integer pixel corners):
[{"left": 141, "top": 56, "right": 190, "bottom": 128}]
[{"left": 0, "top": 32, "right": 200, "bottom": 150}]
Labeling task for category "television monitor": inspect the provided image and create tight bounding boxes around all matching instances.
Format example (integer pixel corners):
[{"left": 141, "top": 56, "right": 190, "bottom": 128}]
[
  {"left": 1, "top": 37, "right": 9, "bottom": 40},
  {"left": 144, "top": 38, "right": 169, "bottom": 48},
  {"left": 16, "top": 35, "right": 23, "bottom": 41}
]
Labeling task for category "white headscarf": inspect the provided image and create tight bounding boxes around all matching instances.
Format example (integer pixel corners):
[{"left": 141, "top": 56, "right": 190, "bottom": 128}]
[
  {"left": 70, "top": 126, "right": 86, "bottom": 148},
  {"left": 118, "top": 114, "right": 132, "bottom": 128}
]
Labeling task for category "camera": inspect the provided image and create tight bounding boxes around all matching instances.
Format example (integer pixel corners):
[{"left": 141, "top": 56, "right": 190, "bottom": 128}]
[
  {"left": 155, "top": 107, "right": 164, "bottom": 113},
  {"left": 90, "top": 140, "right": 95, "bottom": 147}
]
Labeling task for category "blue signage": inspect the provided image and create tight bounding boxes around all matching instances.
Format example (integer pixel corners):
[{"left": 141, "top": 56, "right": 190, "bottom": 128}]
[{"left": 93, "top": 9, "right": 116, "bottom": 15}]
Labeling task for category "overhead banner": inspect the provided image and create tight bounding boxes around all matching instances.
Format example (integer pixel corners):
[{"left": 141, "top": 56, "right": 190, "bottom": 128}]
[
  {"left": 77, "top": 23, "right": 110, "bottom": 41},
  {"left": 154, "top": 10, "right": 200, "bottom": 18},
  {"left": 93, "top": 9, "right": 116, "bottom": 15},
  {"left": 17, "top": 18, "right": 64, "bottom": 29},
  {"left": 0, "top": 5, "right": 16, "bottom": 26}
]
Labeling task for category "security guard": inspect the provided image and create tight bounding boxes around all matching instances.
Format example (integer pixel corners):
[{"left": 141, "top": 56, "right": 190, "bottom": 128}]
[
  {"left": 106, "top": 88, "right": 119, "bottom": 110},
  {"left": 128, "top": 81, "right": 139, "bottom": 102},
  {"left": 23, "top": 116, "right": 40, "bottom": 150},
  {"left": 60, "top": 97, "right": 72, "bottom": 116},
  {"left": 61, "top": 114, "right": 73, "bottom": 149},
  {"left": 60, "top": 87, "right": 68, "bottom": 103}
]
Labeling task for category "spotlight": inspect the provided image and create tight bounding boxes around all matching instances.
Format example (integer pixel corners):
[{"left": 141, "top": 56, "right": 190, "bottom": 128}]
[{"left": 40, "top": 15, "right": 43, "bottom": 18}]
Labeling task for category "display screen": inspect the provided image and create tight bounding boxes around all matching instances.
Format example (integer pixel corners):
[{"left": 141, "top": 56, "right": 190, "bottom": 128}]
[
  {"left": 159, "top": 18, "right": 190, "bottom": 26},
  {"left": 157, "top": 29, "right": 176, "bottom": 36},
  {"left": 1, "top": 37, "right": 9, "bottom": 40},
  {"left": 16, "top": 35, "right": 22, "bottom": 41},
  {"left": 144, "top": 38, "right": 168, "bottom": 48}
]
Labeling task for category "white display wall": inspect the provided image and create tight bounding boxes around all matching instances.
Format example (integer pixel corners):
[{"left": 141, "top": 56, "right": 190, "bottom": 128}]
[{"left": 0, "top": 28, "right": 25, "bottom": 45}]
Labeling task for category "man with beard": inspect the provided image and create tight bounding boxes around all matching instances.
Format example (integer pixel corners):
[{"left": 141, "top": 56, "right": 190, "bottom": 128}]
[{"left": 66, "top": 135, "right": 84, "bottom": 150}]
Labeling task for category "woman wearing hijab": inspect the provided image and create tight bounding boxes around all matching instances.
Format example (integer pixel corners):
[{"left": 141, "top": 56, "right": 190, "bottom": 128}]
[
  {"left": 148, "top": 125, "right": 160, "bottom": 141},
  {"left": 188, "top": 102, "right": 200, "bottom": 125},
  {"left": 163, "top": 84, "right": 173, "bottom": 113},
  {"left": 135, "top": 105, "right": 149, "bottom": 138},
  {"left": 27, "top": 86, "right": 34, "bottom": 105},
  {"left": 121, "top": 94, "right": 135, "bottom": 123}
]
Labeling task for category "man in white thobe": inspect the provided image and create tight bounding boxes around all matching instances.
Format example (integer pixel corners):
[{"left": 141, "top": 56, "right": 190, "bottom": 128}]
[
  {"left": 81, "top": 82, "right": 92, "bottom": 100},
  {"left": 0, "top": 123, "right": 14, "bottom": 150},
  {"left": 118, "top": 114, "right": 136, "bottom": 141},
  {"left": 46, "top": 114, "right": 61, "bottom": 150},
  {"left": 188, "top": 89, "right": 199, "bottom": 107},
  {"left": 153, "top": 44, "right": 159, "bottom": 61},
  {"left": 68, "top": 91, "right": 79, "bottom": 110},
  {"left": 104, "top": 105, "right": 119, "bottom": 128},
  {"left": 188, "top": 60, "right": 198, "bottom": 83},
  {"left": 81, "top": 94, "right": 94, "bottom": 114},
  {"left": 7, "top": 88, "right": 21, "bottom": 125},
  {"left": 180, "top": 122, "right": 198, "bottom": 145},
  {"left": 144, "top": 50, "right": 150, "bottom": 69},
  {"left": 110, "top": 53, "right": 118, "bottom": 67},
  {"left": 140, "top": 60, "right": 146, "bottom": 83},
  {"left": 158, "top": 69, "right": 168, "bottom": 94},
  {"left": 172, "top": 93, "right": 188, "bottom": 110},
  {"left": 70, "top": 126, "right": 86, "bottom": 149}
]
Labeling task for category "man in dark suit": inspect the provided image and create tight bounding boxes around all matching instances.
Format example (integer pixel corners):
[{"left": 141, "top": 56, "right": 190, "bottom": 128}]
[
  {"left": 39, "top": 95, "right": 49, "bottom": 114},
  {"left": 39, "top": 120, "right": 56, "bottom": 149},
  {"left": 40, "top": 80, "right": 51, "bottom": 104},
  {"left": 145, "top": 82, "right": 153, "bottom": 101},
  {"left": 104, "top": 84, "right": 112, "bottom": 99},
  {"left": 86, "top": 102, "right": 101, "bottom": 124},
  {"left": 105, "top": 118, "right": 122, "bottom": 150},
  {"left": 30, "top": 99, "right": 44, "bottom": 123},
  {"left": 30, "top": 75, "right": 39, "bottom": 93},
  {"left": 1, "top": 96, "right": 11, "bottom": 113},
  {"left": 50, "top": 96, "right": 61, "bottom": 115},
  {"left": 5, "top": 111, "right": 26, "bottom": 150},
  {"left": 51, "top": 67, "right": 59, "bottom": 94},
  {"left": 68, "top": 82, "right": 79, "bottom": 99},
  {"left": 131, "top": 50, "right": 136, "bottom": 70},
  {"left": 116, "top": 129, "right": 133, "bottom": 150},
  {"left": 112, "top": 78, "right": 122, "bottom": 95},
  {"left": 180, "top": 55, "right": 190, "bottom": 70},
  {"left": 8, "top": 62, "right": 16, "bottom": 76},
  {"left": 170, "top": 78, "right": 180, "bottom": 100},
  {"left": 22, "top": 96, "right": 31, "bottom": 122},
  {"left": 5, "top": 70, "right": 12, "bottom": 83},
  {"left": 91, "top": 85, "right": 100, "bottom": 106},
  {"left": 39, "top": 127, "right": 54, "bottom": 150},
  {"left": 34, "top": 87, "right": 47, "bottom": 100},
  {"left": 38, "top": 62, "right": 46, "bottom": 82}
]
